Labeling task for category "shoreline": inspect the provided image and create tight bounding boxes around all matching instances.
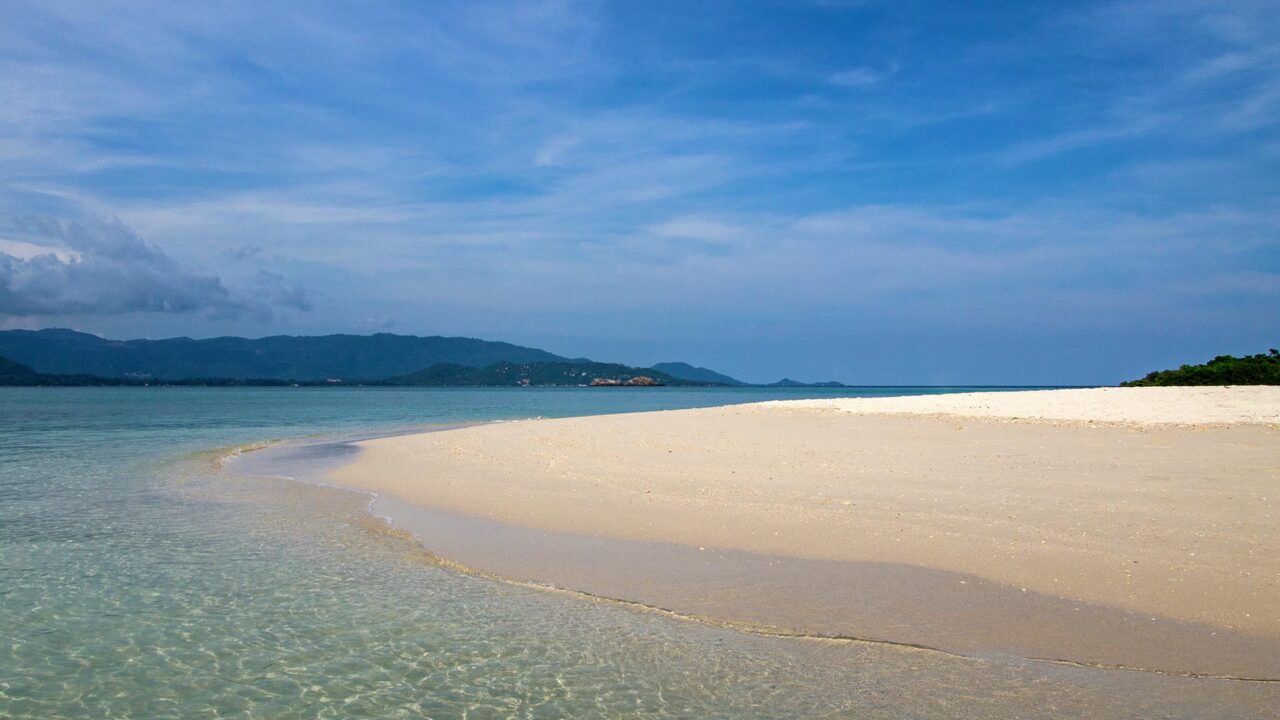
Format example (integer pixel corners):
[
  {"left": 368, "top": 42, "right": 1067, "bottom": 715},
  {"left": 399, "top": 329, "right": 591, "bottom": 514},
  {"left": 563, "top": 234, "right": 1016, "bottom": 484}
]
[
  {"left": 310, "top": 387, "right": 1278, "bottom": 677},
  {"left": 225, "top": 438, "right": 1280, "bottom": 681},
  {"left": 363, "top": 492, "right": 1280, "bottom": 680}
]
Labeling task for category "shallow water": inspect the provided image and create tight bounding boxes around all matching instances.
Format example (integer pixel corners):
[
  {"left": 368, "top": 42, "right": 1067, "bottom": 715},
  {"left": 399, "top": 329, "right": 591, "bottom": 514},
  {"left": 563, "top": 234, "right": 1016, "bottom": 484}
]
[{"left": 2, "top": 387, "right": 1275, "bottom": 718}]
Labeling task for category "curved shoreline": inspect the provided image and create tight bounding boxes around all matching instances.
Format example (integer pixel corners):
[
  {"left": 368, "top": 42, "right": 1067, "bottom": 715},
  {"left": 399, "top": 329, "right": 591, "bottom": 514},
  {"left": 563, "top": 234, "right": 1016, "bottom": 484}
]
[
  {"left": 223, "top": 436, "right": 1280, "bottom": 681},
  {"left": 235, "top": 388, "right": 1280, "bottom": 678},
  {"left": 228, "top": 438, "right": 1280, "bottom": 680},
  {"left": 366, "top": 489, "right": 1279, "bottom": 680}
]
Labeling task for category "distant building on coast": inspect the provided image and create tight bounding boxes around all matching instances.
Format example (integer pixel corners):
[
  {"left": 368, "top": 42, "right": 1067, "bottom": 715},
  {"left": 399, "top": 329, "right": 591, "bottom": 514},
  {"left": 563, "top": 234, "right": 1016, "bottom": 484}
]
[{"left": 590, "top": 376, "right": 663, "bottom": 387}]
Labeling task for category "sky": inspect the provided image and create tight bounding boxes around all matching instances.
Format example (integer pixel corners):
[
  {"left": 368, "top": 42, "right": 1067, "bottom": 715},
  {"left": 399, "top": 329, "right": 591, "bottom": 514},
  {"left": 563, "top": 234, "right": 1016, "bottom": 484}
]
[{"left": 0, "top": 0, "right": 1277, "bottom": 384}]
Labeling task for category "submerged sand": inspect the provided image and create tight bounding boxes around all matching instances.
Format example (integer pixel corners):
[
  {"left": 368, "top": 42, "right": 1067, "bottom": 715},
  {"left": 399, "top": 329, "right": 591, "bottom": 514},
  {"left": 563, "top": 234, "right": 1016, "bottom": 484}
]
[{"left": 327, "top": 387, "right": 1280, "bottom": 676}]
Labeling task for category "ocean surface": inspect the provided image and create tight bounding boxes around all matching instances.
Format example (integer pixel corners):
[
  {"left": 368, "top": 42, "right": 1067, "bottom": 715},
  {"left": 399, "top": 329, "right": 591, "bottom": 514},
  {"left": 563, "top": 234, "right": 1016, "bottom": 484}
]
[{"left": 1, "top": 386, "right": 1273, "bottom": 719}]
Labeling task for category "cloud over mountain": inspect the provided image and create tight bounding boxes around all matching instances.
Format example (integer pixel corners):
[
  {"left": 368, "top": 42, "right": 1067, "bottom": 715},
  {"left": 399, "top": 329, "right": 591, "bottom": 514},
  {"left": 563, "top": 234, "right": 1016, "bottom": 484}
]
[{"left": 0, "top": 216, "right": 310, "bottom": 320}]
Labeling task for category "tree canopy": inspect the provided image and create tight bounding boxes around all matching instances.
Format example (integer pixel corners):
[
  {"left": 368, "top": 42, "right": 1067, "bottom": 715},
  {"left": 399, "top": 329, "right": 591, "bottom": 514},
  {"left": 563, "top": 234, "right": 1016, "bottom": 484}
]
[{"left": 1122, "top": 349, "right": 1280, "bottom": 386}]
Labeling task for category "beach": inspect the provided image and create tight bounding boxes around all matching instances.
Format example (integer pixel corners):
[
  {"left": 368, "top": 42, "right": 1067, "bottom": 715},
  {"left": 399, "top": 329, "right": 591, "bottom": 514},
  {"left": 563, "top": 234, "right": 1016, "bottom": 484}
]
[
  {"left": 327, "top": 387, "right": 1280, "bottom": 677},
  {"left": 6, "top": 386, "right": 1278, "bottom": 718}
]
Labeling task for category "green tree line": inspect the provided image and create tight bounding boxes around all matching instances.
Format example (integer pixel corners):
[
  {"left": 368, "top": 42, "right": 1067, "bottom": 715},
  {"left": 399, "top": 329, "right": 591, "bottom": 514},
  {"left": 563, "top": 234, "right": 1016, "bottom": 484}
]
[{"left": 1122, "top": 349, "right": 1280, "bottom": 386}]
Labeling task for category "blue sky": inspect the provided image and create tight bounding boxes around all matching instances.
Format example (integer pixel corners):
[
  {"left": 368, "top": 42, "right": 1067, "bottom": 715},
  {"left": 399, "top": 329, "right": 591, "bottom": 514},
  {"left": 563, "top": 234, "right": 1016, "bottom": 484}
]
[{"left": 0, "top": 0, "right": 1277, "bottom": 384}]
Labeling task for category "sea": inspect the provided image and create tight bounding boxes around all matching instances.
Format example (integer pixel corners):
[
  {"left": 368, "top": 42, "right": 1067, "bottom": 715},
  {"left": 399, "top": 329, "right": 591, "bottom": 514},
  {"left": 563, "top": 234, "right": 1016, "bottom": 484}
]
[{"left": 1, "top": 386, "right": 1272, "bottom": 719}]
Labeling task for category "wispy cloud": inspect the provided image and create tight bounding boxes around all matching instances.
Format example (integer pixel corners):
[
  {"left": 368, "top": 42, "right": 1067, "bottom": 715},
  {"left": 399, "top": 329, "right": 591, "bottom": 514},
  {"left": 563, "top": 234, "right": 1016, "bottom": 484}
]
[
  {"left": 995, "top": 0, "right": 1280, "bottom": 164},
  {"left": 0, "top": 0, "right": 1275, "bottom": 381},
  {"left": 828, "top": 65, "right": 895, "bottom": 89}
]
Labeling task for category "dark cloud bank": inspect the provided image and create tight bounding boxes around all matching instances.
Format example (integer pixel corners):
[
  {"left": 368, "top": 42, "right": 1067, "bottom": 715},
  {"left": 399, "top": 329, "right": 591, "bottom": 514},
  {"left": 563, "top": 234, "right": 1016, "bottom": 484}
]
[{"left": 0, "top": 216, "right": 310, "bottom": 320}]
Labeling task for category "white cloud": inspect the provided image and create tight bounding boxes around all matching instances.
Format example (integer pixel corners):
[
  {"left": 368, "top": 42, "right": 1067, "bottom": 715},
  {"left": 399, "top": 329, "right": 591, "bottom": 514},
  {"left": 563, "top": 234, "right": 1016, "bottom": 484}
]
[
  {"left": 828, "top": 66, "right": 887, "bottom": 89},
  {"left": 0, "top": 238, "right": 80, "bottom": 262},
  {"left": 650, "top": 217, "right": 747, "bottom": 244}
]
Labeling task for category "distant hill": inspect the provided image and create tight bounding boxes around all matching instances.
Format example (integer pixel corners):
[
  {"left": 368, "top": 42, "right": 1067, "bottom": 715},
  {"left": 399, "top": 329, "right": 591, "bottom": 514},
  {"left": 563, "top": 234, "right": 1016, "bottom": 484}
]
[
  {"left": 0, "top": 355, "right": 303, "bottom": 386},
  {"left": 381, "top": 361, "right": 711, "bottom": 387},
  {"left": 1121, "top": 349, "right": 1280, "bottom": 386},
  {"left": 0, "top": 356, "right": 38, "bottom": 382},
  {"left": 0, "top": 329, "right": 573, "bottom": 380},
  {"left": 651, "top": 362, "right": 745, "bottom": 386},
  {"left": 767, "top": 378, "right": 847, "bottom": 388},
  {"left": 0, "top": 356, "right": 103, "bottom": 386},
  {"left": 0, "top": 328, "right": 829, "bottom": 387},
  {"left": 0, "top": 356, "right": 132, "bottom": 386},
  {"left": 0, "top": 355, "right": 720, "bottom": 388}
]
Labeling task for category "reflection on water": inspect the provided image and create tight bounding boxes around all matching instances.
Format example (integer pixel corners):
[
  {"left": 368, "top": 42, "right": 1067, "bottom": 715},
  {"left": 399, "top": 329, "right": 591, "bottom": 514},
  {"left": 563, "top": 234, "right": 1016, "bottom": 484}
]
[{"left": 1, "top": 388, "right": 1275, "bottom": 718}]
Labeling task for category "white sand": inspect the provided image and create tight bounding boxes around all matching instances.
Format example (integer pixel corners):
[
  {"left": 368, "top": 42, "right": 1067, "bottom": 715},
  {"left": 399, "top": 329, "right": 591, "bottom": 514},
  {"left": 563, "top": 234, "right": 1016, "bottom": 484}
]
[
  {"left": 770, "top": 386, "right": 1280, "bottom": 425},
  {"left": 328, "top": 387, "right": 1280, "bottom": 642}
]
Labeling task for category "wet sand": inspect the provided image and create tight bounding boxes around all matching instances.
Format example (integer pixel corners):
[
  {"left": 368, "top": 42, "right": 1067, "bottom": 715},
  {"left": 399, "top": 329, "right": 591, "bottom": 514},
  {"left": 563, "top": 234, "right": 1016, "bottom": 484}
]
[{"left": 325, "top": 387, "right": 1280, "bottom": 678}]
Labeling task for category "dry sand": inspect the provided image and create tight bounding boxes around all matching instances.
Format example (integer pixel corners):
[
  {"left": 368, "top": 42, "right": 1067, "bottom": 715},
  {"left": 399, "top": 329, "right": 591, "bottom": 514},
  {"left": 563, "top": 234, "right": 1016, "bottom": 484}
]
[
  {"left": 770, "top": 385, "right": 1280, "bottom": 425},
  {"left": 327, "top": 387, "right": 1280, "bottom": 675}
]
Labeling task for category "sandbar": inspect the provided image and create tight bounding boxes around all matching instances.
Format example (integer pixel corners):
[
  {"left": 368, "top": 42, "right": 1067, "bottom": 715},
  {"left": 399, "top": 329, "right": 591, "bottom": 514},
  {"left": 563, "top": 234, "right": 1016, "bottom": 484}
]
[{"left": 326, "top": 387, "right": 1280, "bottom": 677}]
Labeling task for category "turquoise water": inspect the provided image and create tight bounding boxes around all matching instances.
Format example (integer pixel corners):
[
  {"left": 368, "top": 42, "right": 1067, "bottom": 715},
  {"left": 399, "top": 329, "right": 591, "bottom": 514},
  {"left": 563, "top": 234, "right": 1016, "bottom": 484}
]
[{"left": 1, "top": 387, "right": 1273, "bottom": 719}]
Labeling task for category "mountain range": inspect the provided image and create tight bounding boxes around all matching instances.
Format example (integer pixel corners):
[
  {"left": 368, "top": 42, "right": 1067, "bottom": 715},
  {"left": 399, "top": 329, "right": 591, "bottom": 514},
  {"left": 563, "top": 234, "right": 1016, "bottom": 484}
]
[
  {"left": 0, "top": 328, "right": 847, "bottom": 387},
  {"left": 0, "top": 328, "right": 573, "bottom": 381},
  {"left": 650, "top": 362, "right": 746, "bottom": 386}
]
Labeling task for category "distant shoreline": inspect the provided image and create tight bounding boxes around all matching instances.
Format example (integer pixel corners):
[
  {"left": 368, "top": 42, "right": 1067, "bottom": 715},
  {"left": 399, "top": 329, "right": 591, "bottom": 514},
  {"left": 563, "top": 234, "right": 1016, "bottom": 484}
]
[
  {"left": 0, "top": 368, "right": 1091, "bottom": 390},
  {"left": 0, "top": 381, "right": 1087, "bottom": 388}
]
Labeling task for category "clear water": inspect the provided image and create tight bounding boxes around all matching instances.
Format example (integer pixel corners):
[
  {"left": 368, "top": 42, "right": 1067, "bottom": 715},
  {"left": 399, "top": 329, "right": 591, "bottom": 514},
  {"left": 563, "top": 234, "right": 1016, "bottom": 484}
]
[{"left": 1, "top": 387, "right": 1274, "bottom": 719}]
